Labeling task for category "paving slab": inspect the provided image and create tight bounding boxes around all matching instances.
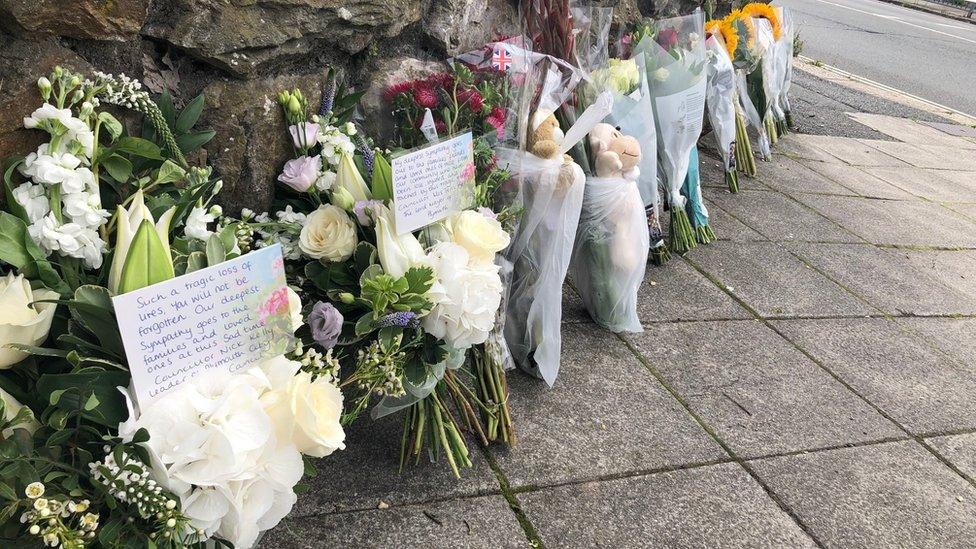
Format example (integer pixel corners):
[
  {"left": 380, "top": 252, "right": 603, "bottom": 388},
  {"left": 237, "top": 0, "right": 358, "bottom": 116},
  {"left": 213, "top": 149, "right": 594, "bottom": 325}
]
[
  {"left": 926, "top": 433, "right": 976, "bottom": 481},
  {"left": 754, "top": 155, "right": 856, "bottom": 196},
  {"left": 518, "top": 463, "right": 816, "bottom": 549},
  {"left": 626, "top": 320, "right": 901, "bottom": 458},
  {"left": 802, "top": 162, "right": 916, "bottom": 200},
  {"left": 290, "top": 411, "right": 501, "bottom": 517},
  {"left": 789, "top": 242, "right": 976, "bottom": 316},
  {"left": 794, "top": 194, "right": 976, "bottom": 248},
  {"left": 897, "top": 317, "right": 976, "bottom": 368},
  {"left": 898, "top": 249, "right": 976, "bottom": 301},
  {"left": 689, "top": 241, "right": 875, "bottom": 318},
  {"left": 707, "top": 189, "right": 862, "bottom": 244},
  {"left": 490, "top": 322, "right": 726, "bottom": 488},
  {"left": 797, "top": 135, "right": 909, "bottom": 167},
  {"left": 916, "top": 144, "right": 976, "bottom": 172},
  {"left": 948, "top": 202, "right": 976, "bottom": 220},
  {"left": 849, "top": 112, "right": 976, "bottom": 150},
  {"left": 863, "top": 166, "right": 976, "bottom": 203},
  {"left": 774, "top": 318, "right": 976, "bottom": 434},
  {"left": 777, "top": 134, "right": 847, "bottom": 164},
  {"left": 561, "top": 282, "right": 591, "bottom": 324},
  {"left": 639, "top": 259, "right": 752, "bottom": 322},
  {"left": 751, "top": 441, "right": 976, "bottom": 549},
  {"left": 264, "top": 495, "right": 525, "bottom": 549},
  {"left": 859, "top": 139, "right": 955, "bottom": 170},
  {"left": 703, "top": 198, "right": 767, "bottom": 242}
]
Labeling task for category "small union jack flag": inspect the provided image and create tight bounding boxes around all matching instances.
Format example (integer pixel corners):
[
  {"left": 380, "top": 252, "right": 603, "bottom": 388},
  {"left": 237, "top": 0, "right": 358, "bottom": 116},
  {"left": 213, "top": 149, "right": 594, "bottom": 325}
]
[{"left": 491, "top": 44, "right": 513, "bottom": 72}]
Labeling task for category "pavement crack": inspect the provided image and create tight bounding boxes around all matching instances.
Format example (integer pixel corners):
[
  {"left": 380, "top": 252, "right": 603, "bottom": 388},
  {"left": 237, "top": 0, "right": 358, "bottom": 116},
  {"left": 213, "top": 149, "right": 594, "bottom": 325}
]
[{"left": 723, "top": 392, "right": 753, "bottom": 417}]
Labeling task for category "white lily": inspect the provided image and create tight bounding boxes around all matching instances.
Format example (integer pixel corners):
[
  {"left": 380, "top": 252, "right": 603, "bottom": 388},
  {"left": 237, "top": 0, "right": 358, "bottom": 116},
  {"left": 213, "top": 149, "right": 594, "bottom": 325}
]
[
  {"left": 108, "top": 189, "right": 177, "bottom": 294},
  {"left": 374, "top": 206, "right": 426, "bottom": 278},
  {"left": 332, "top": 153, "right": 371, "bottom": 207}
]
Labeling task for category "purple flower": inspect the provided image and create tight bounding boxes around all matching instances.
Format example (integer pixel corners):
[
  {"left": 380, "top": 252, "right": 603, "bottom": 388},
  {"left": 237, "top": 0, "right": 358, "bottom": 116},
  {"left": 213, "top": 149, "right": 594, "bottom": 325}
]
[
  {"left": 278, "top": 155, "right": 321, "bottom": 192},
  {"left": 308, "top": 301, "right": 344, "bottom": 349},
  {"left": 356, "top": 134, "right": 375, "bottom": 179},
  {"left": 376, "top": 311, "right": 420, "bottom": 329},
  {"left": 477, "top": 206, "right": 497, "bottom": 220},
  {"left": 289, "top": 122, "right": 320, "bottom": 150},
  {"left": 352, "top": 199, "right": 384, "bottom": 227}
]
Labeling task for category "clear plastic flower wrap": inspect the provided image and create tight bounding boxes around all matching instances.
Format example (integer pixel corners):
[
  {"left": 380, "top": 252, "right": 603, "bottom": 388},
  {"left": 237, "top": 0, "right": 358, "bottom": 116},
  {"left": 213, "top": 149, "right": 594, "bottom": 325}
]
[
  {"left": 632, "top": 9, "right": 709, "bottom": 255},
  {"left": 775, "top": 6, "right": 797, "bottom": 131},
  {"left": 705, "top": 32, "right": 740, "bottom": 193},
  {"left": 741, "top": 12, "right": 776, "bottom": 157},
  {"left": 496, "top": 48, "right": 612, "bottom": 386}
]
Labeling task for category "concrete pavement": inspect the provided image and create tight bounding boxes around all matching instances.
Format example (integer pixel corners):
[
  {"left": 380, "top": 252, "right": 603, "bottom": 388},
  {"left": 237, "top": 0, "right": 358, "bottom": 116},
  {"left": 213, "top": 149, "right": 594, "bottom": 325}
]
[
  {"left": 261, "top": 69, "right": 976, "bottom": 549},
  {"left": 779, "top": 0, "right": 976, "bottom": 115}
]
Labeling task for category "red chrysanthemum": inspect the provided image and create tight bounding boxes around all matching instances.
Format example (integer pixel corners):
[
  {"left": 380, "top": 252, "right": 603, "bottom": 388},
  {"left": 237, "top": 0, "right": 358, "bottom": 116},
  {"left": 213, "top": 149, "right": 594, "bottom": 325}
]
[
  {"left": 486, "top": 106, "right": 507, "bottom": 139},
  {"left": 383, "top": 81, "right": 414, "bottom": 104},
  {"left": 457, "top": 88, "right": 485, "bottom": 112},
  {"left": 427, "top": 72, "right": 456, "bottom": 89},
  {"left": 412, "top": 83, "right": 440, "bottom": 109}
]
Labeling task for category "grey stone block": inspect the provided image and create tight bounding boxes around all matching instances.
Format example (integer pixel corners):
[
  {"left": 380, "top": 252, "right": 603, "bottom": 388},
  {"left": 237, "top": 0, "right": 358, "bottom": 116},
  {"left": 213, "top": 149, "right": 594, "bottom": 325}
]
[
  {"left": 757, "top": 155, "right": 858, "bottom": 196},
  {"left": 638, "top": 259, "right": 752, "bottom": 322},
  {"left": 803, "top": 162, "right": 916, "bottom": 200},
  {"left": 263, "top": 495, "right": 525, "bottom": 549},
  {"left": 626, "top": 321, "right": 901, "bottom": 458},
  {"left": 703, "top": 198, "right": 768, "bottom": 242},
  {"left": 290, "top": 413, "right": 500, "bottom": 517},
  {"left": 794, "top": 194, "right": 976, "bottom": 248},
  {"left": 864, "top": 166, "right": 976, "bottom": 203},
  {"left": 926, "top": 433, "right": 976, "bottom": 481},
  {"left": 689, "top": 241, "right": 875, "bottom": 317},
  {"left": 778, "top": 135, "right": 846, "bottom": 164},
  {"left": 774, "top": 318, "right": 976, "bottom": 434},
  {"left": 490, "top": 323, "right": 726, "bottom": 488},
  {"left": 789, "top": 243, "right": 976, "bottom": 316},
  {"left": 798, "top": 135, "right": 909, "bottom": 167},
  {"left": 518, "top": 463, "right": 816, "bottom": 549},
  {"left": 751, "top": 441, "right": 976, "bottom": 549},
  {"left": 897, "top": 317, "right": 976, "bottom": 368},
  {"left": 707, "top": 190, "right": 862, "bottom": 244}
]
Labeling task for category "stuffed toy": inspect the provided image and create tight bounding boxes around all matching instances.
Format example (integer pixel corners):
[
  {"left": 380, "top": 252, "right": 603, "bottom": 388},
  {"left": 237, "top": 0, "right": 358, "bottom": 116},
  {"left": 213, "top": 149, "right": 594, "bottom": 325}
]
[
  {"left": 527, "top": 110, "right": 584, "bottom": 193},
  {"left": 588, "top": 123, "right": 642, "bottom": 181}
]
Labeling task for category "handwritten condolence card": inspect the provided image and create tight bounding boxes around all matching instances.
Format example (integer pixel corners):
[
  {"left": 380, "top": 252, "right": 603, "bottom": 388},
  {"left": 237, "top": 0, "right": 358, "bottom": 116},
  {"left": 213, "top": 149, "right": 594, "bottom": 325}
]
[
  {"left": 391, "top": 131, "right": 476, "bottom": 234},
  {"left": 112, "top": 244, "right": 295, "bottom": 407}
]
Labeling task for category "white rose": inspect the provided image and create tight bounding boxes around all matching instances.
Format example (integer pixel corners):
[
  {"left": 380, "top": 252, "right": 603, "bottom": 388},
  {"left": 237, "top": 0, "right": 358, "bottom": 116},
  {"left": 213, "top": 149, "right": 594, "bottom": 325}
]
[
  {"left": 0, "top": 273, "right": 59, "bottom": 369},
  {"left": 448, "top": 209, "right": 511, "bottom": 265},
  {"left": 423, "top": 242, "right": 503, "bottom": 349},
  {"left": 0, "top": 386, "right": 40, "bottom": 437},
  {"left": 299, "top": 204, "right": 357, "bottom": 262},
  {"left": 286, "top": 287, "right": 302, "bottom": 333},
  {"left": 261, "top": 370, "right": 345, "bottom": 458}
]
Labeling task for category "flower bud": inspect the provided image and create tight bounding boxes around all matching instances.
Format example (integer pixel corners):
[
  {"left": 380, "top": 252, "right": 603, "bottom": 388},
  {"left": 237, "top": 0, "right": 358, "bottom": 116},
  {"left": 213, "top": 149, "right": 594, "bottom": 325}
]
[
  {"left": 287, "top": 96, "right": 302, "bottom": 117},
  {"left": 69, "top": 75, "right": 82, "bottom": 88},
  {"left": 277, "top": 90, "right": 291, "bottom": 106},
  {"left": 37, "top": 77, "right": 51, "bottom": 100},
  {"left": 339, "top": 292, "right": 355, "bottom": 304},
  {"left": 53, "top": 66, "right": 63, "bottom": 78}
]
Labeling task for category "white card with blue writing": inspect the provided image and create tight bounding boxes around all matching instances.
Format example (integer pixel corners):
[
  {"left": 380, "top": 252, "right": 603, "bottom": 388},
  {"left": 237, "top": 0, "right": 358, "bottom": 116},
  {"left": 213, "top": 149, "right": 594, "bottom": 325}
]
[
  {"left": 112, "top": 244, "right": 294, "bottom": 408},
  {"left": 391, "top": 131, "right": 476, "bottom": 234}
]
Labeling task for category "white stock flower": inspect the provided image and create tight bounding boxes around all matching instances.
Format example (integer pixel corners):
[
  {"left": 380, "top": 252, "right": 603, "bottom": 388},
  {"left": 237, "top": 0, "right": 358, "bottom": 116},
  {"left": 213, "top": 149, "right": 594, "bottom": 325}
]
[
  {"left": 28, "top": 214, "right": 106, "bottom": 269},
  {"left": 317, "top": 126, "right": 356, "bottom": 167},
  {"left": 0, "top": 273, "right": 59, "bottom": 369},
  {"left": 423, "top": 242, "right": 503, "bottom": 349},
  {"left": 185, "top": 206, "right": 216, "bottom": 241},
  {"left": 62, "top": 192, "right": 110, "bottom": 229},
  {"left": 23, "top": 104, "right": 73, "bottom": 130},
  {"left": 448, "top": 209, "right": 511, "bottom": 265},
  {"left": 22, "top": 150, "right": 92, "bottom": 194},
  {"left": 12, "top": 182, "right": 50, "bottom": 223},
  {"left": 299, "top": 204, "right": 358, "bottom": 262},
  {"left": 315, "top": 169, "right": 337, "bottom": 192}
]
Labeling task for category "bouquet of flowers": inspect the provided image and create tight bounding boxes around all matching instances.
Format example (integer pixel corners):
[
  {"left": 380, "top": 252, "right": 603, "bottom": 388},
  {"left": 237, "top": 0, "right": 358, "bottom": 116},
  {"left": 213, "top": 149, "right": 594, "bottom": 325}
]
[
  {"left": 0, "top": 67, "right": 341, "bottom": 548},
  {"left": 704, "top": 19, "right": 742, "bottom": 193},
  {"left": 719, "top": 9, "right": 764, "bottom": 173},
  {"left": 775, "top": 5, "right": 797, "bottom": 131},
  {"left": 741, "top": 3, "right": 783, "bottom": 148},
  {"left": 630, "top": 10, "right": 712, "bottom": 253}
]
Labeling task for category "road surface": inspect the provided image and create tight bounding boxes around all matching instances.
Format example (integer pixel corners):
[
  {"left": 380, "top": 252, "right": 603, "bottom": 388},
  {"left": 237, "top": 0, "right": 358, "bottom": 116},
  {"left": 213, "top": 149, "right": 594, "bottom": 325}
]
[{"left": 778, "top": 0, "right": 976, "bottom": 115}]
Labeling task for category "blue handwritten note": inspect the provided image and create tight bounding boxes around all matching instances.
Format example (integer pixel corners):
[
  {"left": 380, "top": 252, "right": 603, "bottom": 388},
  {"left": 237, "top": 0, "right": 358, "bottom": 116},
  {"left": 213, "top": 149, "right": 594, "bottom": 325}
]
[
  {"left": 112, "top": 245, "right": 294, "bottom": 407},
  {"left": 391, "top": 132, "right": 476, "bottom": 234}
]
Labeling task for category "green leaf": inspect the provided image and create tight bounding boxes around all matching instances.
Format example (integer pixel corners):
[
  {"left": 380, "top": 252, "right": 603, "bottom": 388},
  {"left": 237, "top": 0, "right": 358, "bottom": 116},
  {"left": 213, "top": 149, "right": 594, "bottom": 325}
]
[
  {"left": 114, "top": 137, "right": 164, "bottom": 160},
  {"left": 154, "top": 159, "right": 186, "bottom": 186},
  {"left": 119, "top": 220, "right": 176, "bottom": 294},
  {"left": 70, "top": 285, "right": 123, "bottom": 354},
  {"left": 176, "top": 94, "right": 206, "bottom": 133},
  {"left": 83, "top": 393, "right": 100, "bottom": 411},
  {"left": 2, "top": 157, "right": 29, "bottom": 222},
  {"left": 98, "top": 111, "right": 123, "bottom": 141},
  {"left": 205, "top": 234, "right": 226, "bottom": 266},
  {"left": 0, "top": 212, "right": 69, "bottom": 295},
  {"left": 404, "top": 266, "right": 434, "bottom": 295},
  {"left": 186, "top": 251, "right": 207, "bottom": 273},
  {"left": 101, "top": 154, "right": 133, "bottom": 183},
  {"left": 0, "top": 482, "right": 16, "bottom": 502},
  {"left": 176, "top": 130, "right": 215, "bottom": 154},
  {"left": 159, "top": 91, "right": 177, "bottom": 127},
  {"left": 355, "top": 313, "right": 375, "bottom": 336},
  {"left": 36, "top": 370, "right": 131, "bottom": 427}
]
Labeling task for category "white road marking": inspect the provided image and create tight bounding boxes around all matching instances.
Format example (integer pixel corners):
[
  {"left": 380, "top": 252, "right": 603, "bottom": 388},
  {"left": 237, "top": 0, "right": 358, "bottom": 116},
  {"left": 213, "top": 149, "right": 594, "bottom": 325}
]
[{"left": 809, "top": 0, "right": 976, "bottom": 44}]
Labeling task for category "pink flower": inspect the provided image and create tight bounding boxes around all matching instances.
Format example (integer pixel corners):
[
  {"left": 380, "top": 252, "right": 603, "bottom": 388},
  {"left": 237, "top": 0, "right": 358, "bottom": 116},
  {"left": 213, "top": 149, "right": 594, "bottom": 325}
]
[
  {"left": 288, "top": 122, "right": 319, "bottom": 150},
  {"left": 657, "top": 27, "right": 679, "bottom": 50},
  {"left": 412, "top": 83, "right": 440, "bottom": 109},
  {"left": 459, "top": 162, "right": 475, "bottom": 182},
  {"left": 278, "top": 155, "right": 321, "bottom": 192},
  {"left": 259, "top": 287, "right": 290, "bottom": 325},
  {"left": 486, "top": 106, "right": 507, "bottom": 139},
  {"left": 427, "top": 72, "right": 456, "bottom": 89},
  {"left": 383, "top": 81, "right": 414, "bottom": 103}
]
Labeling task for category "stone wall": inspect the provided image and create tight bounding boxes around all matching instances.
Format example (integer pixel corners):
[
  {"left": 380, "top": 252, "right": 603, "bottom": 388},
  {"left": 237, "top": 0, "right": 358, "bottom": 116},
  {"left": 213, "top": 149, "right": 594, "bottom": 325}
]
[{"left": 0, "top": 0, "right": 730, "bottom": 214}]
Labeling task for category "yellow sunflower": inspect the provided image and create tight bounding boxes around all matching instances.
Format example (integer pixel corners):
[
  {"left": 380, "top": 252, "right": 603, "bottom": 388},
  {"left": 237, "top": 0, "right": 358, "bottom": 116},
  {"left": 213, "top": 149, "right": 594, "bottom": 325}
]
[
  {"left": 706, "top": 18, "right": 739, "bottom": 58},
  {"left": 724, "top": 9, "right": 756, "bottom": 50},
  {"left": 742, "top": 2, "right": 782, "bottom": 41}
]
